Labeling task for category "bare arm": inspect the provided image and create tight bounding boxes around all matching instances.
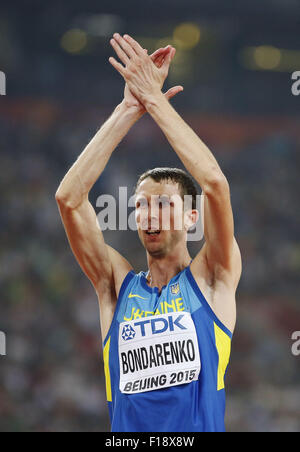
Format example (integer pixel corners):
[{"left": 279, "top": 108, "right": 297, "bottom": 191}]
[
  {"left": 55, "top": 100, "right": 140, "bottom": 294},
  {"left": 55, "top": 44, "right": 181, "bottom": 310},
  {"left": 144, "top": 93, "right": 241, "bottom": 281},
  {"left": 109, "top": 33, "right": 242, "bottom": 286}
]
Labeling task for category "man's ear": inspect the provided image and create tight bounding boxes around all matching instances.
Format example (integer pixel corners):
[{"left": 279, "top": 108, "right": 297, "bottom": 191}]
[{"left": 184, "top": 209, "right": 199, "bottom": 231}]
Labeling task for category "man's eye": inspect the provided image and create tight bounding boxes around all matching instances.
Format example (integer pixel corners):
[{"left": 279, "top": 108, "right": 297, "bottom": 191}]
[
  {"left": 136, "top": 200, "right": 148, "bottom": 208},
  {"left": 161, "top": 199, "right": 172, "bottom": 207}
]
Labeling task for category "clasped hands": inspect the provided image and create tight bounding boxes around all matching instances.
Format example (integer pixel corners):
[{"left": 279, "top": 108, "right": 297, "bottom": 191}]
[{"left": 109, "top": 33, "right": 183, "bottom": 113}]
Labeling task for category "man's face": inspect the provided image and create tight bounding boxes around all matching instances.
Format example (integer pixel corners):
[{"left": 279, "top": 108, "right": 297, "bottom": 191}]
[{"left": 135, "top": 178, "right": 192, "bottom": 257}]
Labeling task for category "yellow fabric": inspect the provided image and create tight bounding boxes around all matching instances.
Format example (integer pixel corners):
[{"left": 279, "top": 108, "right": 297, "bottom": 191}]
[
  {"left": 103, "top": 336, "right": 112, "bottom": 402},
  {"left": 214, "top": 322, "right": 231, "bottom": 391}
]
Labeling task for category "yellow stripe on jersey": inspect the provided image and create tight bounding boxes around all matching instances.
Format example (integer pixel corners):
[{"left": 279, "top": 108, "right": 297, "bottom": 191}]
[
  {"left": 103, "top": 336, "right": 112, "bottom": 402},
  {"left": 214, "top": 322, "right": 231, "bottom": 391}
]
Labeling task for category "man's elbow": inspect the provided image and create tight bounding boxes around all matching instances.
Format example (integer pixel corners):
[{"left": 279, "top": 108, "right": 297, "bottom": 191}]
[
  {"left": 203, "top": 169, "right": 229, "bottom": 197},
  {"left": 55, "top": 187, "right": 68, "bottom": 205},
  {"left": 55, "top": 187, "right": 78, "bottom": 210}
]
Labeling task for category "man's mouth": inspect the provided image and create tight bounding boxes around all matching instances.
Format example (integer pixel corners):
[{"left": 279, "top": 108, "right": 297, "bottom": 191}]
[{"left": 145, "top": 230, "right": 161, "bottom": 235}]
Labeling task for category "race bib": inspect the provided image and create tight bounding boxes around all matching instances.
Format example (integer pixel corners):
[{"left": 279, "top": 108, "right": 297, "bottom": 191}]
[{"left": 118, "top": 312, "right": 201, "bottom": 394}]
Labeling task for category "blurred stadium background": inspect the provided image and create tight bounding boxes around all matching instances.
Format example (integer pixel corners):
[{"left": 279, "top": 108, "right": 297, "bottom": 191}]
[{"left": 0, "top": 0, "right": 300, "bottom": 432}]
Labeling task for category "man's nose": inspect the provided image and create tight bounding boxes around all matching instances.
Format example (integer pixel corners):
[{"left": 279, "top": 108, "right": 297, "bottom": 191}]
[{"left": 146, "top": 205, "right": 160, "bottom": 229}]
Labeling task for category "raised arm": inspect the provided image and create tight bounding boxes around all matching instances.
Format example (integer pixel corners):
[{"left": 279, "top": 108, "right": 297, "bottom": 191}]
[
  {"left": 108, "top": 33, "right": 242, "bottom": 288},
  {"left": 55, "top": 100, "right": 138, "bottom": 294},
  {"left": 55, "top": 45, "right": 181, "bottom": 339},
  {"left": 143, "top": 94, "right": 242, "bottom": 284}
]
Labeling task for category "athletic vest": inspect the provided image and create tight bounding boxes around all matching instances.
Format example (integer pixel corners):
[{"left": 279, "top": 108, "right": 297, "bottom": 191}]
[{"left": 102, "top": 264, "right": 232, "bottom": 432}]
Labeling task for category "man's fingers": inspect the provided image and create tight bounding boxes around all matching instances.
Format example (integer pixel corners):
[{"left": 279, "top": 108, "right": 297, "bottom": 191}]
[
  {"left": 109, "top": 34, "right": 177, "bottom": 81},
  {"left": 155, "top": 54, "right": 166, "bottom": 68},
  {"left": 151, "top": 46, "right": 176, "bottom": 68},
  {"left": 151, "top": 49, "right": 164, "bottom": 58},
  {"left": 151, "top": 46, "right": 170, "bottom": 59},
  {"left": 164, "top": 85, "right": 184, "bottom": 100},
  {"left": 112, "top": 33, "right": 136, "bottom": 59},
  {"left": 152, "top": 51, "right": 166, "bottom": 67},
  {"left": 123, "top": 34, "right": 146, "bottom": 57},
  {"left": 151, "top": 46, "right": 174, "bottom": 68},
  {"left": 110, "top": 38, "right": 130, "bottom": 65},
  {"left": 160, "top": 47, "right": 176, "bottom": 75},
  {"left": 108, "top": 56, "right": 126, "bottom": 77},
  {"left": 152, "top": 46, "right": 173, "bottom": 61},
  {"left": 165, "top": 48, "right": 175, "bottom": 64}
]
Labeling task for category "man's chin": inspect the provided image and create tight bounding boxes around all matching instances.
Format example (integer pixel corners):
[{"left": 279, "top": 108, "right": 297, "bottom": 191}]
[
  {"left": 144, "top": 241, "right": 167, "bottom": 257},
  {"left": 138, "top": 231, "right": 171, "bottom": 257},
  {"left": 147, "top": 249, "right": 165, "bottom": 258}
]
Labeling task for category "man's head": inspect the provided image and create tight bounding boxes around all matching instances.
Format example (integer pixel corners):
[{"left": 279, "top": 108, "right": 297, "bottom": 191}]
[{"left": 134, "top": 168, "right": 199, "bottom": 257}]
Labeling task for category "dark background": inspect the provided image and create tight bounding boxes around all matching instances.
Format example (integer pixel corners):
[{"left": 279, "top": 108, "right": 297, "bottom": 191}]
[{"left": 0, "top": 0, "right": 300, "bottom": 431}]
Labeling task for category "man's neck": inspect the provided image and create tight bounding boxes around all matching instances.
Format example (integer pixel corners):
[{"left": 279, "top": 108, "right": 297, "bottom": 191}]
[{"left": 146, "top": 248, "right": 191, "bottom": 291}]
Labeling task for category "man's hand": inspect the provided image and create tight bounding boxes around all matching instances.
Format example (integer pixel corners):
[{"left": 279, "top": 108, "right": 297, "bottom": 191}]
[
  {"left": 109, "top": 33, "right": 183, "bottom": 106},
  {"left": 122, "top": 46, "right": 182, "bottom": 114}
]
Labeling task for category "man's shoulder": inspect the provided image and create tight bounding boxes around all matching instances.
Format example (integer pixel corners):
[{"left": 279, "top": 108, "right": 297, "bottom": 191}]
[{"left": 191, "top": 239, "right": 241, "bottom": 288}]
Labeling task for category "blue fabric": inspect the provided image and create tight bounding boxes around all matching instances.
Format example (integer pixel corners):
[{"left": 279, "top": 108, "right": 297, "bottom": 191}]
[{"left": 103, "top": 264, "right": 232, "bottom": 432}]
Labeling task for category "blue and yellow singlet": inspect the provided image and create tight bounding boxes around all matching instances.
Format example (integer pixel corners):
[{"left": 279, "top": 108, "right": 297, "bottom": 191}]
[{"left": 102, "top": 264, "right": 232, "bottom": 432}]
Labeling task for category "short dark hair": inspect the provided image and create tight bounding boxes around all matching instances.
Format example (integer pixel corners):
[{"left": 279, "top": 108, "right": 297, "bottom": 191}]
[{"left": 134, "top": 167, "right": 198, "bottom": 209}]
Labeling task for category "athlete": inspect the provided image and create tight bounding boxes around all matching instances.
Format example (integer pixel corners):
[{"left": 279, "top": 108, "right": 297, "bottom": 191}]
[{"left": 55, "top": 34, "right": 242, "bottom": 432}]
